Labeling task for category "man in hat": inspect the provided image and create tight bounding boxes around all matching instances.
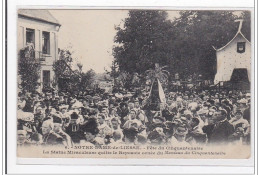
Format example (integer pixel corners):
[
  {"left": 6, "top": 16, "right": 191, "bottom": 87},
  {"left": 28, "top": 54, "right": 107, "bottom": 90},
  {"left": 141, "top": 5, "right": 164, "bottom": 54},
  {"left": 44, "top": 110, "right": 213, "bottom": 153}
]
[
  {"left": 17, "top": 110, "right": 35, "bottom": 136},
  {"left": 238, "top": 98, "right": 248, "bottom": 112},
  {"left": 82, "top": 99, "right": 90, "bottom": 108},
  {"left": 196, "top": 109, "right": 208, "bottom": 128},
  {"left": 65, "top": 112, "right": 84, "bottom": 144},
  {"left": 133, "top": 98, "right": 147, "bottom": 123},
  {"left": 43, "top": 92, "right": 53, "bottom": 110},
  {"left": 108, "top": 107, "right": 118, "bottom": 119},
  {"left": 18, "top": 93, "right": 26, "bottom": 110},
  {"left": 134, "top": 99, "right": 141, "bottom": 110},
  {"left": 123, "top": 110, "right": 143, "bottom": 130},
  {"left": 59, "top": 105, "right": 70, "bottom": 127},
  {"left": 122, "top": 127, "right": 138, "bottom": 144},
  {"left": 81, "top": 99, "right": 93, "bottom": 115},
  {"left": 117, "top": 102, "right": 129, "bottom": 125},
  {"left": 186, "top": 117, "right": 207, "bottom": 145},
  {"left": 230, "top": 108, "right": 250, "bottom": 145},
  {"left": 171, "top": 126, "right": 190, "bottom": 146},
  {"left": 53, "top": 116, "right": 73, "bottom": 147},
  {"left": 69, "top": 101, "right": 85, "bottom": 125},
  {"left": 188, "top": 102, "right": 199, "bottom": 114},
  {"left": 202, "top": 108, "right": 216, "bottom": 143},
  {"left": 149, "top": 115, "right": 165, "bottom": 130},
  {"left": 110, "top": 130, "right": 123, "bottom": 145},
  {"left": 17, "top": 130, "right": 31, "bottom": 146},
  {"left": 97, "top": 113, "right": 112, "bottom": 138},
  {"left": 23, "top": 94, "right": 34, "bottom": 112},
  {"left": 58, "top": 93, "right": 66, "bottom": 104},
  {"left": 51, "top": 96, "right": 60, "bottom": 111},
  {"left": 208, "top": 110, "right": 234, "bottom": 144},
  {"left": 41, "top": 120, "right": 64, "bottom": 146},
  {"left": 81, "top": 117, "right": 103, "bottom": 146},
  {"left": 162, "top": 102, "right": 175, "bottom": 122},
  {"left": 33, "top": 106, "right": 45, "bottom": 133},
  {"left": 228, "top": 124, "right": 247, "bottom": 145},
  {"left": 229, "top": 110, "right": 250, "bottom": 129},
  {"left": 111, "top": 117, "right": 122, "bottom": 133},
  {"left": 148, "top": 127, "right": 166, "bottom": 145},
  {"left": 92, "top": 96, "right": 101, "bottom": 108},
  {"left": 128, "top": 102, "right": 135, "bottom": 111}
]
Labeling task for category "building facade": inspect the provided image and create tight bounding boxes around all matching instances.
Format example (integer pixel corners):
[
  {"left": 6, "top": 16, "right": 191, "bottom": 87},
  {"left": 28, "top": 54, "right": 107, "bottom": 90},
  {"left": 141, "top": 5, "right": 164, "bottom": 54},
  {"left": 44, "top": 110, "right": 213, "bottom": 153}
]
[
  {"left": 214, "top": 20, "right": 251, "bottom": 85},
  {"left": 17, "top": 9, "right": 61, "bottom": 92}
]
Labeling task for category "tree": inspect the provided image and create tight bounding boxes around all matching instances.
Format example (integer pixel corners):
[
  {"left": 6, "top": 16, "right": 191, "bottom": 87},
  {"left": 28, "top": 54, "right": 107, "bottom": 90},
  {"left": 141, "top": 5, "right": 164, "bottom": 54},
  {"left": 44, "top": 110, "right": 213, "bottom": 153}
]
[
  {"left": 113, "top": 10, "right": 175, "bottom": 75},
  {"left": 105, "top": 60, "right": 120, "bottom": 83},
  {"left": 53, "top": 49, "right": 80, "bottom": 93},
  {"left": 171, "top": 11, "right": 250, "bottom": 80},
  {"left": 18, "top": 45, "right": 41, "bottom": 92},
  {"left": 53, "top": 49, "right": 74, "bottom": 79},
  {"left": 77, "top": 69, "right": 96, "bottom": 92},
  {"left": 53, "top": 49, "right": 97, "bottom": 93},
  {"left": 113, "top": 10, "right": 251, "bottom": 82}
]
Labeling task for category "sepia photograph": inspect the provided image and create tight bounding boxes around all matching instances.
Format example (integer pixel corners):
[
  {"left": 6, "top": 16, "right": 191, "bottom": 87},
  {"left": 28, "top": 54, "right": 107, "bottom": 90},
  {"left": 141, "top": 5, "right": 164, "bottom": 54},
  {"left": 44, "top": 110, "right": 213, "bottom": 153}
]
[{"left": 16, "top": 9, "right": 252, "bottom": 159}]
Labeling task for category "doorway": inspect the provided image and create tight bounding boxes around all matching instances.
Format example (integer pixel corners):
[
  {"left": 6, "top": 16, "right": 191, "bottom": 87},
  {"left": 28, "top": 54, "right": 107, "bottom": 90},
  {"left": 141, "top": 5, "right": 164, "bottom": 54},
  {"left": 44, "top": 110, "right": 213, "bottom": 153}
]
[
  {"left": 43, "top": 70, "right": 51, "bottom": 89},
  {"left": 230, "top": 68, "right": 249, "bottom": 83}
]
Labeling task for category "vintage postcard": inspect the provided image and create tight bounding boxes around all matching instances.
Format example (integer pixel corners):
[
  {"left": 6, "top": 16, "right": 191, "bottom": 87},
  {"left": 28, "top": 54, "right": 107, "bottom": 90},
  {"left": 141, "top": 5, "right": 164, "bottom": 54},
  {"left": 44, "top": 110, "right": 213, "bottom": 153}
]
[{"left": 16, "top": 9, "right": 252, "bottom": 160}]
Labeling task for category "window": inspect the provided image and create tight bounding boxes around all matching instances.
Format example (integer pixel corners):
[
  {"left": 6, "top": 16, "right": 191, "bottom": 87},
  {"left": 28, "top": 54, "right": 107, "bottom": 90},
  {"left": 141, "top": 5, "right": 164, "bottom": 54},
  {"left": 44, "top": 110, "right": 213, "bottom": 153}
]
[
  {"left": 42, "top": 31, "right": 50, "bottom": 54},
  {"left": 43, "top": 70, "right": 51, "bottom": 88},
  {"left": 237, "top": 42, "right": 245, "bottom": 53},
  {"left": 26, "top": 28, "right": 35, "bottom": 47}
]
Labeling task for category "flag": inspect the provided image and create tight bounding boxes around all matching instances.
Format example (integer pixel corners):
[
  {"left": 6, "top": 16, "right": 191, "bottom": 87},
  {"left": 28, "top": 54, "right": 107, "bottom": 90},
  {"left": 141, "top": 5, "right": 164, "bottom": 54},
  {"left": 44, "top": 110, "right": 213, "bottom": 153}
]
[{"left": 157, "top": 79, "right": 166, "bottom": 104}]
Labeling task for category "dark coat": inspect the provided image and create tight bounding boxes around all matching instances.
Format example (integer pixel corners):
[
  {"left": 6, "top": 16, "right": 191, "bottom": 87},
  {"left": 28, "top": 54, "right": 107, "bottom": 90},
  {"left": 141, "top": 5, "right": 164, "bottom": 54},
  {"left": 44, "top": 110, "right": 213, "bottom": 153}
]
[
  {"left": 117, "top": 107, "right": 129, "bottom": 125},
  {"left": 65, "top": 124, "right": 85, "bottom": 144},
  {"left": 202, "top": 124, "right": 215, "bottom": 141},
  {"left": 208, "top": 120, "right": 234, "bottom": 144}
]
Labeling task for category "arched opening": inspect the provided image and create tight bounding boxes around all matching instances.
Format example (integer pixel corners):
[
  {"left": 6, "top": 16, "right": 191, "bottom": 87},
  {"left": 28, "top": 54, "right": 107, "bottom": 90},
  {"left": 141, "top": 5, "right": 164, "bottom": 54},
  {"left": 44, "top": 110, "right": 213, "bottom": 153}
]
[
  {"left": 230, "top": 68, "right": 250, "bottom": 90},
  {"left": 230, "top": 68, "right": 249, "bottom": 83}
]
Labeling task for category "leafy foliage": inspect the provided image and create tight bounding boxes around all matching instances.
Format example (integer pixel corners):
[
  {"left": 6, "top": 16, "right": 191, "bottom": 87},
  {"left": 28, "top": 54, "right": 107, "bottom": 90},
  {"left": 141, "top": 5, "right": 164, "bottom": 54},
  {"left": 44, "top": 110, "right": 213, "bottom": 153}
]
[
  {"left": 18, "top": 46, "right": 41, "bottom": 92},
  {"left": 105, "top": 60, "right": 120, "bottom": 81},
  {"left": 53, "top": 49, "right": 96, "bottom": 93},
  {"left": 113, "top": 10, "right": 251, "bottom": 81},
  {"left": 53, "top": 49, "right": 74, "bottom": 79},
  {"left": 77, "top": 69, "right": 96, "bottom": 91},
  {"left": 113, "top": 10, "right": 175, "bottom": 74}
]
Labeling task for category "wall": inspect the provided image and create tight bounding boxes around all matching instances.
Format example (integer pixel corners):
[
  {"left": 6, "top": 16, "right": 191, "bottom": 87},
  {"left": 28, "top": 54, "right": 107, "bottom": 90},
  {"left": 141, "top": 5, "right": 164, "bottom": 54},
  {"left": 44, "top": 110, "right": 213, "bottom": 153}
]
[{"left": 214, "top": 33, "right": 251, "bottom": 84}]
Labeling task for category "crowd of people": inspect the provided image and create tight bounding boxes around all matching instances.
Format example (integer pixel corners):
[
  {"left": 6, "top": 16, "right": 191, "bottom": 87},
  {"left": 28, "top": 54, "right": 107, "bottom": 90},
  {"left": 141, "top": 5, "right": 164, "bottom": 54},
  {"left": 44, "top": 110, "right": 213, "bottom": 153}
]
[{"left": 17, "top": 86, "right": 251, "bottom": 147}]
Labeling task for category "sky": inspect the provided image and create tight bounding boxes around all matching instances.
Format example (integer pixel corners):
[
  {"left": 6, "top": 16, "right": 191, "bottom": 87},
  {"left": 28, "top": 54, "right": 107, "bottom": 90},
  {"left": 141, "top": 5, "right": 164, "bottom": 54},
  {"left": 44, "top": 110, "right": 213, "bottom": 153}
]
[{"left": 49, "top": 10, "right": 180, "bottom": 73}]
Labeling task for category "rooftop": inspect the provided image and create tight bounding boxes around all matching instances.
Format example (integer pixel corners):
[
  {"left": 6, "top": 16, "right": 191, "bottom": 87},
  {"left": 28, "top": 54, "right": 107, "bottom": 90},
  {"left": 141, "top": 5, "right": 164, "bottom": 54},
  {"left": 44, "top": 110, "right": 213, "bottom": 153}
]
[{"left": 18, "top": 9, "right": 61, "bottom": 26}]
